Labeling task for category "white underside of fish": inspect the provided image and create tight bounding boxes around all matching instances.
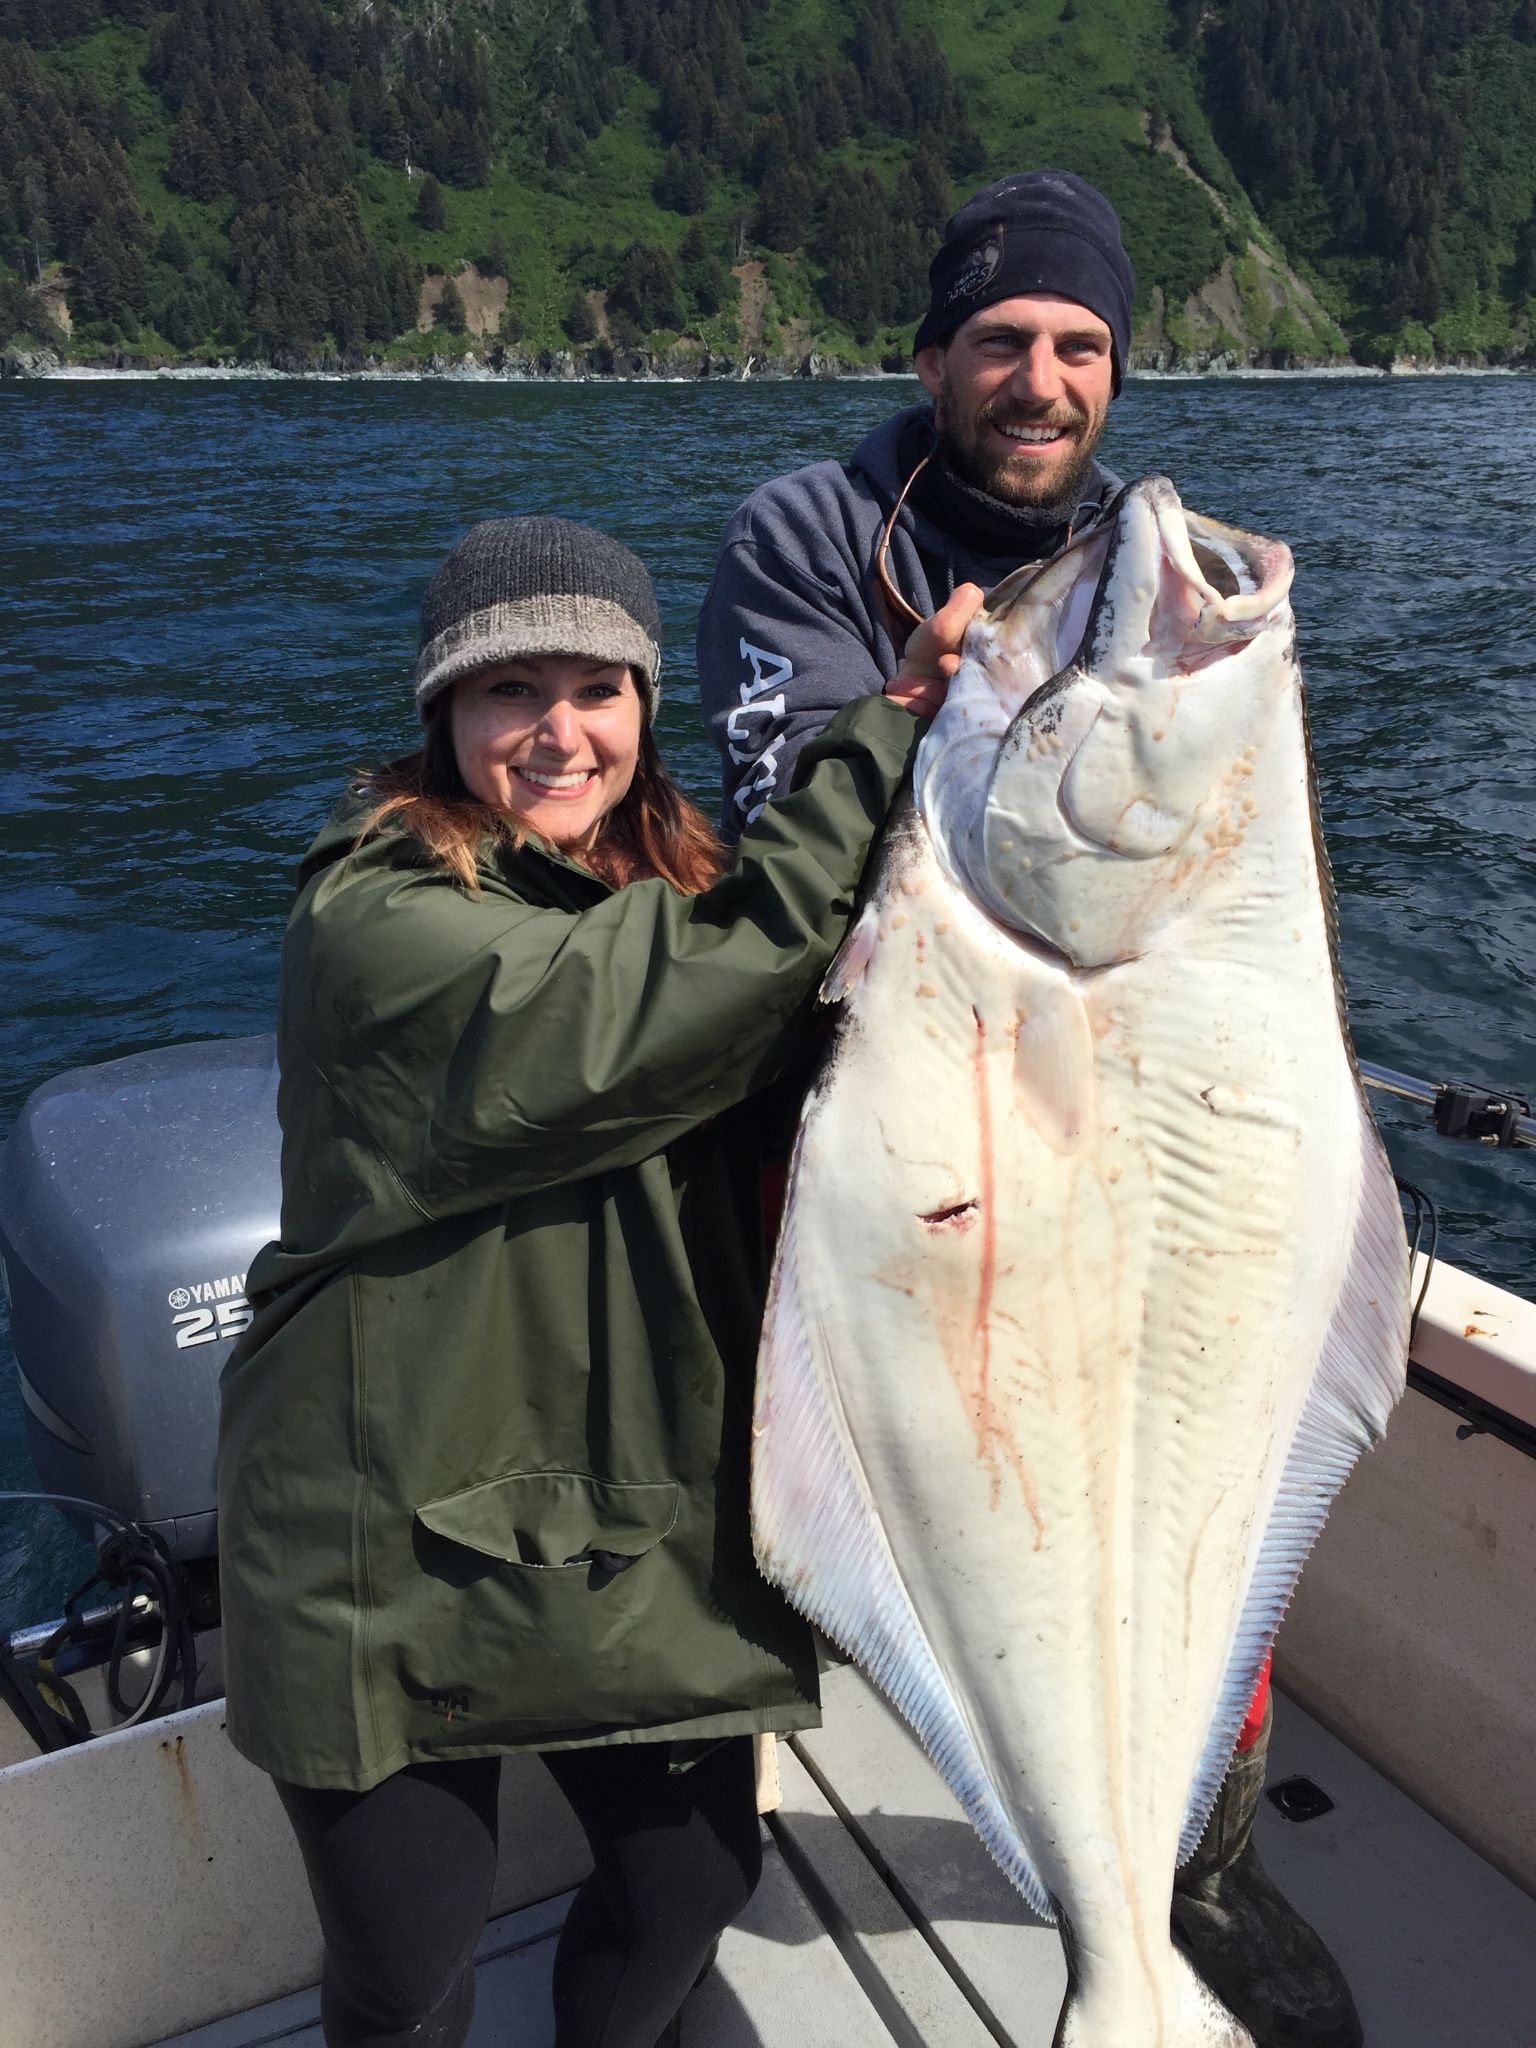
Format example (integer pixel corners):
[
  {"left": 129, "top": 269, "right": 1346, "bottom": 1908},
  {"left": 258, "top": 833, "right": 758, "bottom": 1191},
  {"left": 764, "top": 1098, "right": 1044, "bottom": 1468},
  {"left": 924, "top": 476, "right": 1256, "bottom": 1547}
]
[{"left": 752, "top": 484, "right": 1408, "bottom": 2048}]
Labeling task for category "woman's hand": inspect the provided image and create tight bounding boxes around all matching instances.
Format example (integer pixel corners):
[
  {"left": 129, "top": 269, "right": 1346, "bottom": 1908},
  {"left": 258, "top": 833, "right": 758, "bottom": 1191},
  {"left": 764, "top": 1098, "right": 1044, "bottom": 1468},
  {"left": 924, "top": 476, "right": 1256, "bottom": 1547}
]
[{"left": 883, "top": 583, "right": 985, "bottom": 717}]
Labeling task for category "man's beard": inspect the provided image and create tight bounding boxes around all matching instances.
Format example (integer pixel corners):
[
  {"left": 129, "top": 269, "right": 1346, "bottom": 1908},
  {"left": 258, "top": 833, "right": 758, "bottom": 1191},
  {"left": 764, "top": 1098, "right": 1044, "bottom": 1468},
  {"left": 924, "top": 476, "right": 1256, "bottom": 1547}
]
[{"left": 934, "top": 384, "right": 1101, "bottom": 515}]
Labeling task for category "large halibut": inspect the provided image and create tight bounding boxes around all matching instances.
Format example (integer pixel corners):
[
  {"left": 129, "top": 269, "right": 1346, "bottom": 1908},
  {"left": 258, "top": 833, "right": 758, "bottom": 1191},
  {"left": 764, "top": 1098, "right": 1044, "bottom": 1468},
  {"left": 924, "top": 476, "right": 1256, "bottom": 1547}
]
[{"left": 752, "top": 478, "right": 1409, "bottom": 2047}]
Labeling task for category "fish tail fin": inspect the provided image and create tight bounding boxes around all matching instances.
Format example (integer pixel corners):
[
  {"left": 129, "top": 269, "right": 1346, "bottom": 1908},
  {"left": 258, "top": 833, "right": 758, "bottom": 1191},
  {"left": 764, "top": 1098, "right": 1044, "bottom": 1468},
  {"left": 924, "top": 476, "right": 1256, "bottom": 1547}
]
[{"left": 1052, "top": 1942, "right": 1254, "bottom": 2048}]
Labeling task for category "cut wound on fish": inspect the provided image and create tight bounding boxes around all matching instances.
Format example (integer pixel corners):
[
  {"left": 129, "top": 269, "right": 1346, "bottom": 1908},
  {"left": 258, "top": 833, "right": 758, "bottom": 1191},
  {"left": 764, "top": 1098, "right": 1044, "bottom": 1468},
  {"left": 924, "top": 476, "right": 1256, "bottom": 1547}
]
[{"left": 919, "top": 1199, "right": 978, "bottom": 1232}]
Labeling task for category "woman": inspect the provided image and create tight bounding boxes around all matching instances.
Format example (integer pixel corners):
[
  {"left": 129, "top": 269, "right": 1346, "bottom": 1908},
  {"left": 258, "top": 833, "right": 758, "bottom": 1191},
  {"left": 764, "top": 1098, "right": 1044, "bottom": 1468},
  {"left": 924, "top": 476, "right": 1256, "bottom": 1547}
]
[{"left": 218, "top": 514, "right": 975, "bottom": 2048}]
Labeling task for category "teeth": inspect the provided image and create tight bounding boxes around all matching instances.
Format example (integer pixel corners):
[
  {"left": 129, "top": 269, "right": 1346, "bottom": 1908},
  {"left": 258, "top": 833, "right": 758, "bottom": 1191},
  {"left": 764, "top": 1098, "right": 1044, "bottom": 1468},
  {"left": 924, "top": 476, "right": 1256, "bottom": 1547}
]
[
  {"left": 1000, "top": 425, "right": 1064, "bottom": 443},
  {"left": 520, "top": 768, "right": 592, "bottom": 790}
]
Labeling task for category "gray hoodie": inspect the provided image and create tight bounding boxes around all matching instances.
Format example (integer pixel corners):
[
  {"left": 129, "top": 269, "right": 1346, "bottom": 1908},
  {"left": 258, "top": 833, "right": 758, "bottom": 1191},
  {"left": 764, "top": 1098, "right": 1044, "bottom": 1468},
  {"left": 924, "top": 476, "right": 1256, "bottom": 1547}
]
[{"left": 698, "top": 401, "right": 1120, "bottom": 832}]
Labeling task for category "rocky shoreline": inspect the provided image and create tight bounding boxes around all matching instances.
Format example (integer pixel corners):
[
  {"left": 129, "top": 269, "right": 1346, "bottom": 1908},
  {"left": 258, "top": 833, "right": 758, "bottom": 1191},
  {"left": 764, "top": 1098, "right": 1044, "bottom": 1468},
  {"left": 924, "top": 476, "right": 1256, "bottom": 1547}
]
[
  {"left": 3, "top": 341, "right": 1529, "bottom": 381},
  {"left": 1, "top": 342, "right": 891, "bottom": 381}
]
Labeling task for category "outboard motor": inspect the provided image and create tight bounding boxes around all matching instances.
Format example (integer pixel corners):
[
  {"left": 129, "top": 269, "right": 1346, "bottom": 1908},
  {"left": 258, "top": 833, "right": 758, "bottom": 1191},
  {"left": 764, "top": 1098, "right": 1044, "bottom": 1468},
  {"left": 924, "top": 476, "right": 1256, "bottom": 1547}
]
[{"left": 0, "top": 1036, "right": 280, "bottom": 1563}]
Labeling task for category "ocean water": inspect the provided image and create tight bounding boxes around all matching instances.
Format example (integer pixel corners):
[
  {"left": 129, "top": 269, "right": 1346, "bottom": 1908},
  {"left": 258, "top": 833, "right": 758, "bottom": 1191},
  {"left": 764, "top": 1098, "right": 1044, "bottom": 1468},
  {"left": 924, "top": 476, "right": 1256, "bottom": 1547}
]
[{"left": 1, "top": 373, "right": 1532, "bottom": 1630}]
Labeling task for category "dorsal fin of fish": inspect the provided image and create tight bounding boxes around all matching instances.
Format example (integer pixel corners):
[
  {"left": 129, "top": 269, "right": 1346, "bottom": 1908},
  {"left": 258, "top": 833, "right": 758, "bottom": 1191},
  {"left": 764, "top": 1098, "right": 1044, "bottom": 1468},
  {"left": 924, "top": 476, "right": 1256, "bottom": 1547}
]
[
  {"left": 1177, "top": 1095, "right": 1409, "bottom": 1862},
  {"left": 820, "top": 901, "right": 880, "bottom": 1005},
  {"left": 752, "top": 1144, "right": 1054, "bottom": 1921}
]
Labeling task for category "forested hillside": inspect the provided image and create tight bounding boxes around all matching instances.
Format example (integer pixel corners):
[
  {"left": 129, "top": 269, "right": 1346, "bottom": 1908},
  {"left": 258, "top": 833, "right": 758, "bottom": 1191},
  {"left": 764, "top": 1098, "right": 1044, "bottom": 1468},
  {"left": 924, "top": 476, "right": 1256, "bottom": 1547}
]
[{"left": 2, "top": 0, "right": 1533, "bottom": 372}]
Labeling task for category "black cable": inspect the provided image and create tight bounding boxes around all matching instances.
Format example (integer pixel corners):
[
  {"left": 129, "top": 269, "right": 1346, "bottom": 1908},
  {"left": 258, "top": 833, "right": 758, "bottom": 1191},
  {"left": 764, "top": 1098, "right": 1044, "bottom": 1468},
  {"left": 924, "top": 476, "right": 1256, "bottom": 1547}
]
[
  {"left": 26, "top": 1651, "right": 93, "bottom": 1745},
  {"left": 0, "top": 1648, "right": 87, "bottom": 1752},
  {"left": 1395, "top": 1177, "right": 1439, "bottom": 1343},
  {"left": 0, "top": 1490, "right": 198, "bottom": 1734},
  {"left": 97, "top": 1537, "right": 196, "bottom": 1721}
]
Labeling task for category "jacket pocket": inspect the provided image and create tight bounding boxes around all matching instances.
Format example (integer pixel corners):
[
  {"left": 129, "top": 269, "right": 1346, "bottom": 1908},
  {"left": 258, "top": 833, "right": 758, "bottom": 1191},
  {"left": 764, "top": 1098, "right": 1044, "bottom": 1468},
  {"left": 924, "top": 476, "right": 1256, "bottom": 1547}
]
[
  {"left": 414, "top": 1469, "right": 679, "bottom": 1572},
  {"left": 402, "top": 1470, "right": 698, "bottom": 1738}
]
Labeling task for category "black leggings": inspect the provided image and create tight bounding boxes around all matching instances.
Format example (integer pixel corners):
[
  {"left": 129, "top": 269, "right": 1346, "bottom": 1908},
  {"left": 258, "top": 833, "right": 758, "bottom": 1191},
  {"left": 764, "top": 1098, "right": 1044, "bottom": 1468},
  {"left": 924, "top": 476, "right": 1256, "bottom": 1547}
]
[{"left": 274, "top": 1737, "right": 762, "bottom": 2048}]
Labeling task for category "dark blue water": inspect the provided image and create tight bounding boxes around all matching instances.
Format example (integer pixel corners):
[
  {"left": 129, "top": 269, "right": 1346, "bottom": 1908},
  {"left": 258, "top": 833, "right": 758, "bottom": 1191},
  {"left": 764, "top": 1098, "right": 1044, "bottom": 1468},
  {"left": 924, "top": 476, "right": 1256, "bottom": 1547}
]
[{"left": 2, "top": 373, "right": 1533, "bottom": 1629}]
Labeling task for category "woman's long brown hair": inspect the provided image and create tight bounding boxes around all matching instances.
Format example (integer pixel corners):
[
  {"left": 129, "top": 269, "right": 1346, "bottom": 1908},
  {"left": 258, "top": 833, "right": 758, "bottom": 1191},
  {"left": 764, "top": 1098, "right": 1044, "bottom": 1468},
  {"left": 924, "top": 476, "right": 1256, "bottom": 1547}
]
[{"left": 352, "top": 691, "right": 726, "bottom": 896}]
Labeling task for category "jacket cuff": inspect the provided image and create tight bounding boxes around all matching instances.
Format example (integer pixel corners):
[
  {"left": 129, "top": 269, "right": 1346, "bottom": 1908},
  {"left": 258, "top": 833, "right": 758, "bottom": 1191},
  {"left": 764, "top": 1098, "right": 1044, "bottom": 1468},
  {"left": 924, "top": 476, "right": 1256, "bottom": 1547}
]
[{"left": 788, "top": 691, "right": 926, "bottom": 800}]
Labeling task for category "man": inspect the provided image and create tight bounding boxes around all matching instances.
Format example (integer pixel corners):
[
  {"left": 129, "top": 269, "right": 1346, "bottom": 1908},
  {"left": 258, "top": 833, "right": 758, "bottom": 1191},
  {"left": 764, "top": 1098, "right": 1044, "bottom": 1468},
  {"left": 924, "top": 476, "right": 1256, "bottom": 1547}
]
[
  {"left": 698, "top": 170, "right": 1363, "bottom": 2048},
  {"left": 700, "top": 170, "right": 1129, "bottom": 830}
]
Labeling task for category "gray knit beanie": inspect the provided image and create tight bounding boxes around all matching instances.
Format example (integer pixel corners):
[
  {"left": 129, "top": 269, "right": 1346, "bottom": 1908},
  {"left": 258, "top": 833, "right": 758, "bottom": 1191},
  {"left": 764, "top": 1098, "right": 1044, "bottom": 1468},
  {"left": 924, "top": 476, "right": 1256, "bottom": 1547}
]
[{"left": 415, "top": 517, "right": 664, "bottom": 720}]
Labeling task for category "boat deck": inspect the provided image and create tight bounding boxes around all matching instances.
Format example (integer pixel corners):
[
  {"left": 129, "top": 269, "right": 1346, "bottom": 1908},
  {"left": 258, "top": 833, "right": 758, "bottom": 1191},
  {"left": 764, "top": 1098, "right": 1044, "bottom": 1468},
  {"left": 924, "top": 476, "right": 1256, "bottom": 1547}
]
[{"left": 157, "top": 1664, "right": 1536, "bottom": 2048}]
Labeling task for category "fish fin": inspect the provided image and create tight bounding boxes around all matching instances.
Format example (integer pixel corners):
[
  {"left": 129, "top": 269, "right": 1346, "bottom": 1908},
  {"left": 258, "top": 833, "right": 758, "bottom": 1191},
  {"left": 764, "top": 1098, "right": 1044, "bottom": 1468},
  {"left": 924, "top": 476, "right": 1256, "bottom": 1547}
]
[
  {"left": 819, "top": 902, "right": 880, "bottom": 1005},
  {"left": 1011, "top": 980, "right": 1095, "bottom": 1155},
  {"left": 1177, "top": 1098, "right": 1408, "bottom": 1862},
  {"left": 753, "top": 1150, "right": 1053, "bottom": 1920},
  {"left": 1053, "top": 1944, "right": 1254, "bottom": 2047}
]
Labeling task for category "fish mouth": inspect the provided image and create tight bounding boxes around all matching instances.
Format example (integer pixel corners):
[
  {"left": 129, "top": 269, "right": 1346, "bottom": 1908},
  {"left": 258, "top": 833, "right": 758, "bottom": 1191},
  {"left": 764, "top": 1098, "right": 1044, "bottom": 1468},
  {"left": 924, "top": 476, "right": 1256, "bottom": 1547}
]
[
  {"left": 917, "top": 477, "right": 1299, "bottom": 940},
  {"left": 980, "top": 477, "right": 1295, "bottom": 692}
]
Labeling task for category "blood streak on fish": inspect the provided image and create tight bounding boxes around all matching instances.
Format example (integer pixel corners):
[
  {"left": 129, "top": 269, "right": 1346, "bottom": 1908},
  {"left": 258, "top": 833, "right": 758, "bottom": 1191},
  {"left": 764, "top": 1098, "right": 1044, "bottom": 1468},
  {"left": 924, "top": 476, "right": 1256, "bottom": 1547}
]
[
  {"left": 968, "top": 1004, "right": 1046, "bottom": 1541},
  {"left": 972, "top": 1006, "right": 995, "bottom": 1445}
]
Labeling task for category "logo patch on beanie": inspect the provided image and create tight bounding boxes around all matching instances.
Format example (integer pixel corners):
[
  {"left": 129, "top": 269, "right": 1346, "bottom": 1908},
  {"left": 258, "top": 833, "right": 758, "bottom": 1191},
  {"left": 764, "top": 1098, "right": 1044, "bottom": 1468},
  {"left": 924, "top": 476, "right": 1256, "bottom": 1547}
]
[{"left": 945, "top": 228, "right": 1004, "bottom": 308}]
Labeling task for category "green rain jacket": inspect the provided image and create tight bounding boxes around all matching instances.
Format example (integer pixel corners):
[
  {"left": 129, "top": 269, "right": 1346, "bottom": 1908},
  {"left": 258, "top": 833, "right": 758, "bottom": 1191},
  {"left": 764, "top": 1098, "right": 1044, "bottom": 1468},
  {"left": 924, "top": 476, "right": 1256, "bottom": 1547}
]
[{"left": 218, "top": 694, "right": 920, "bottom": 1791}]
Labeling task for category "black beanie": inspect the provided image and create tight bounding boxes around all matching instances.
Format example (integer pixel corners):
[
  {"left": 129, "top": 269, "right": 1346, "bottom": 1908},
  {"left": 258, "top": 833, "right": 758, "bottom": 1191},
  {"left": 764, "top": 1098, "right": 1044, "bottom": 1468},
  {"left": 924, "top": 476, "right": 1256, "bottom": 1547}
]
[
  {"left": 415, "top": 517, "right": 663, "bottom": 721},
  {"left": 914, "top": 170, "right": 1135, "bottom": 393}
]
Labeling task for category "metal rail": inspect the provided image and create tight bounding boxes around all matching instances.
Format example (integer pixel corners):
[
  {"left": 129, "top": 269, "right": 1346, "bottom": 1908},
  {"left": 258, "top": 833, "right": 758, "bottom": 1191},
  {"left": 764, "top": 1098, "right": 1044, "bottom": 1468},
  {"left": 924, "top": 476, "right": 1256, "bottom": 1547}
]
[
  {"left": 1408, "top": 1363, "right": 1536, "bottom": 1463},
  {"left": 1359, "top": 1060, "right": 1535, "bottom": 1149},
  {"left": 5, "top": 1593, "right": 155, "bottom": 1663}
]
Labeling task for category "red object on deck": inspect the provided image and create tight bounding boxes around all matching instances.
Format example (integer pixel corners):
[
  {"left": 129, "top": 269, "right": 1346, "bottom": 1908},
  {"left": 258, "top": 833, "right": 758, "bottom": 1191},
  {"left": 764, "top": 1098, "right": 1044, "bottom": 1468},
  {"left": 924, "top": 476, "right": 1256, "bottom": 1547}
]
[{"left": 1237, "top": 1654, "right": 1273, "bottom": 1752}]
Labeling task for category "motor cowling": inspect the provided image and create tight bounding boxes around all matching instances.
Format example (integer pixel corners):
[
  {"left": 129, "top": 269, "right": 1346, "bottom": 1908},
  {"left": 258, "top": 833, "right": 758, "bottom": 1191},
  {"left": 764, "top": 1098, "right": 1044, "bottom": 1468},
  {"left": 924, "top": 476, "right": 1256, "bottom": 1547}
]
[{"left": 0, "top": 1036, "right": 280, "bottom": 1561}]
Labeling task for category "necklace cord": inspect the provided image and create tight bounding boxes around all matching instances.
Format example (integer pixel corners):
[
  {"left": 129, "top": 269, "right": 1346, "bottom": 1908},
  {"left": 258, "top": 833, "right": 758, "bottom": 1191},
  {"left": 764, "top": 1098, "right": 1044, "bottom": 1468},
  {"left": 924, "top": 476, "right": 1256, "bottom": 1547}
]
[
  {"left": 874, "top": 453, "right": 931, "bottom": 634},
  {"left": 875, "top": 454, "right": 1079, "bottom": 651}
]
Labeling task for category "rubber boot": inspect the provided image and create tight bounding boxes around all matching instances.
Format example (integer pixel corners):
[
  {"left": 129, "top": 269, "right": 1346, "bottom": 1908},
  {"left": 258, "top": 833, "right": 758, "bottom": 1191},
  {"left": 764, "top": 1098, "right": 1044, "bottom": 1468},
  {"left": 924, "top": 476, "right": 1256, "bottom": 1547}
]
[{"left": 1171, "top": 1701, "right": 1364, "bottom": 2047}]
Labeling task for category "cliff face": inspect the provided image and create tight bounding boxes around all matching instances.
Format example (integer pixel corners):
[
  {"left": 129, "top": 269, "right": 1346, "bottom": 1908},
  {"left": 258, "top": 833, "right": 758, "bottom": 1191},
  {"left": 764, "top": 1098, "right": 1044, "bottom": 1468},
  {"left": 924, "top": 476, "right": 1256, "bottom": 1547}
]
[{"left": 2, "top": 0, "right": 1532, "bottom": 373}]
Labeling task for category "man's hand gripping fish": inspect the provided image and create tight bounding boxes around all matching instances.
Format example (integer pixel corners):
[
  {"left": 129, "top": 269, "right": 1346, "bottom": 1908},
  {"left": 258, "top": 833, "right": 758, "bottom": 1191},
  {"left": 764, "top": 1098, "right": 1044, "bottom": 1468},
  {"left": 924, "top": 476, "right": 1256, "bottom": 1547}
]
[{"left": 752, "top": 477, "right": 1409, "bottom": 2047}]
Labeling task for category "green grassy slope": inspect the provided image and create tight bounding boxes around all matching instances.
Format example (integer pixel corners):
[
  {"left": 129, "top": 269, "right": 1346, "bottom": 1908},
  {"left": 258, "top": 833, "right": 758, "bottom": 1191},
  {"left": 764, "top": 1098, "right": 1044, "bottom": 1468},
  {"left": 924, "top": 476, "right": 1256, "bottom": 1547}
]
[{"left": 0, "top": 0, "right": 1528, "bottom": 367}]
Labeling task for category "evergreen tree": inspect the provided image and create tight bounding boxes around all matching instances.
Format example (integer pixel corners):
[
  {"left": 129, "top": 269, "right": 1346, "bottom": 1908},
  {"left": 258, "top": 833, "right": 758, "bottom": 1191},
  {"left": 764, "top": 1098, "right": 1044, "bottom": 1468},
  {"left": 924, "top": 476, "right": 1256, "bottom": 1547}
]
[
  {"left": 543, "top": 114, "right": 584, "bottom": 170},
  {"left": 564, "top": 286, "right": 597, "bottom": 342},
  {"left": 382, "top": 251, "right": 421, "bottom": 339},
  {"left": 434, "top": 275, "right": 466, "bottom": 332},
  {"left": 816, "top": 169, "right": 898, "bottom": 341},
  {"left": 157, "top": 281, "right": 210, "bottom": 349},
  {"left": 609, "top": 242, "right": 685, "bottom": 331},
  {"left": 679, "top": 217, "right": 732, "bottom": 315},
  {"left": 899, "top": 28, "right": 949, "bottom": 130},
  {"left": 0, "top": 265, "right": 31, "bottom": 341},
  {"left": 157, "top": 218, "right": 192, "bottom": 270},
  {"left": 809, "top": 69, "right": 851, "bottom": 149},
  {"left": 946, "top": 113, "right": 987, "bottom": 179},
  {"left": 72, "top": 216, "right": 147, "bottom": 330},
  {"left": 415, "top": 174, "right": 446, "bottom": 232},
  {"left": 655, "top": 145, "right": 710, "bottom": 214},
  {"left": 895, "top": 145, "right": 952, "bottom": 243},
  {"left": 475, "top": 232, "right": 511, "bottom": 280},
  {"left": 850, "top": 0, "right": 912, "bottom": 132},
  {"left": 166, "top": 91, "right": 225, "bottom": 201},
  {"left": 656, "top": 61, "right": 706, "bottom": 151},
  {"left": 755, "top": 162, "right": 816, "bottom": 250},
  {"left": 607, "top": 304, "right": 643, "bottom": 353},
  {"left": 772, "top": 69, "right": 818, "bottom": 162},
  {"left": 1514, "top": 209, "right": 1536, "bottom": 299}
]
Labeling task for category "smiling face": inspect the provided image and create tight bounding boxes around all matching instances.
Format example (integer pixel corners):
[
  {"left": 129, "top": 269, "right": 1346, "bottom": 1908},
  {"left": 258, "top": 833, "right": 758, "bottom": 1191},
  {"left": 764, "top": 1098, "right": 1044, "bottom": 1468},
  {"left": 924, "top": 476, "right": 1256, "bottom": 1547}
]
[
  {"left": 915, "top": 293, "right": 1115, "bottom": 512},
  {"left": 449, "top": 652, "right": 646, "bottom": 857}
]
